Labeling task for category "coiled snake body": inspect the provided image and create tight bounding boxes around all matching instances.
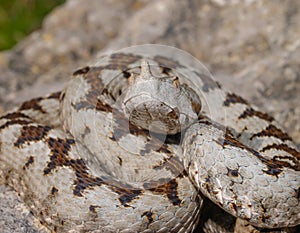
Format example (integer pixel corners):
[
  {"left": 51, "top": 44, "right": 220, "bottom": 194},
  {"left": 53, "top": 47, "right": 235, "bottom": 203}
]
[{"left": 0, "top": 45, "right": 299, "bottom": 232}]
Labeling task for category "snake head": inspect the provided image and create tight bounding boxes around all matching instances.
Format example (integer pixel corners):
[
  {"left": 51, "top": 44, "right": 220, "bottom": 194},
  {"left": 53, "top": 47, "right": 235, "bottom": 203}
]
[{"left": 123, "top": 60, "right": 201, "bottom": 135}]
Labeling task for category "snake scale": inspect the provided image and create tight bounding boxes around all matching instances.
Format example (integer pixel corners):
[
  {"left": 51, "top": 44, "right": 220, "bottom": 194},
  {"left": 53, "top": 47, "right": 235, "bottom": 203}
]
[{"left": 0, "top": 45, "right": 299, "bottom": 232}]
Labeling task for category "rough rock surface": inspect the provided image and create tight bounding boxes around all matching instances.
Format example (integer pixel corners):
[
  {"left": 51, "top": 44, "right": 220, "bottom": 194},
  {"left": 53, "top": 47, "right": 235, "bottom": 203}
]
[{"left": 0, "top": 0, "right": 299, "bottom": 232}]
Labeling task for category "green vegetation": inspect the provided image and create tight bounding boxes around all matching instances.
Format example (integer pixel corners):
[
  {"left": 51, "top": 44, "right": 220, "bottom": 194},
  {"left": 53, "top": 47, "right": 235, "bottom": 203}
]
[{"left": 0, "top": 0, "right": 65, "bottom": 51}]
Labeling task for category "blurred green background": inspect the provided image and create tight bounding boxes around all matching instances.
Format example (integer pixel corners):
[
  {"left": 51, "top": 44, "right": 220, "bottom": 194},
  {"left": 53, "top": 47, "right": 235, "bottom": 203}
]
[{"left": 0, "top": 0, "right": 65, "bottom": 51}]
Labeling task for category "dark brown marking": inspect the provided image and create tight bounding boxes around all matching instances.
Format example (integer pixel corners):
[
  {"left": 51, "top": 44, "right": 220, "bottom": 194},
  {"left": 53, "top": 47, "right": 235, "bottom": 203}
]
[
  {"left": 60, "top": 92, "right": 65, "bottom": 101},
  {"left": 296, "top": 188, "right": 300, "bottom": 200},
  {"left": 194, "top": 71, "right": 219, "bottom": 92},
  {"left": 122, "top": 71, "right": 131, "bottom": 79},
  {"left": 23, "top": 156, "right": 34, "bottom": 169},
  {"left": 203, "top": 176, "right": 214, "bottom": 195},
  {"left": 48, "top": 91, "right": 62, "bottom": 99},
  {"left": 110, "top": 53, "right": 142, "bottom": 64},
  {"left": 104, "top": 63, "right": 128, "bottom": 71},
  {"left": 96, "top": 99, "right": 113, "bottom": 112},
  {"left": 102, "top": 88, "right": 109, "bottom": 95},
  {"left": 231, "top": 203, "right": 238, "bottom": 212},
  {"left": 181, "top": 83, "right": 201, "bottom": 114},
  {"left": 227, "top": 168, "right": 239, "bottom": 177},
  {"left": 39, "top": 210, "right": 44, "bottom": 217},
  {"left": 141, "top": 138, "right": 172, "bottom": 156},
  {"left": 263, "top": 165, "right": 284, "bottom": 176},
  {"left": 106, "top": 53, "right": 142, "bottom": 70},
  {"left": 114, "top": 113, "right": 182, "bottom": 146},
  {"left": 144, "top": 178, "right": 181, "bottom": 205},
  {"left": 0, "top": 119, "right": 32, "bottom": 130},
  {"left": 217, "top": 133, "right": 284, "bottom": 176},
  {"left": 239, "top": 107, "right": 274, "bottom": 122},
  {"left": 45, "top": 139, "right": 102, "bottom": 196},
  {"left": 260, "top": 215, "right": 268, "bottom": 224},
  {"left": 156, "top": 144, "right": 172, "bottom": 154},
  {"left": 0, "top": 112, "right": 29, "bottom": 120},
  {"left": 44, "top": 137, "right": 75, "bottom": 175},
  {"left": 14, "top": 125, "right": 51, "bottom": 147},
  {"left": 51, "top": 187, "right": 59, "bottom": 195},
  {"left": 0, "top": 104, "right": 34, "bottom": 131},
  {"left": 72, "top": 163, "right": 103, "bottom": 197},
  {"left": 19, "top": 97, "right": 46, "bottom": 114},
  {"left": 118, "top": 156, "right": 123, "bottom": 166},
  {"left": 90, "top": 177, "right": 143, "bottom": 207},
  {"left": 109, "top": 110, "right": 149, "bottom": 141},
  {"left": 72, "top": 101, "right": 92, "bottom": 111},
  {"left": 153, "top": 55, "right": 184, "bottom": 69},
  {"left": 73, "top": 66, "right": 90, "bottom": 76},
  {"left": 44, "top": 137, "right": 143, "bottom": 206},
  {"left": 111, "top": 182, "right": 142, "bottom": 207},
  {"left": 172, "top": 77, "right": 180, "bottom": 88},
  {"left": 261, "top": 143, "right": 300, "bottom": 160},
  {"left": 260, "top": 143, "right": 300, "bottom": 171},
  {"left": 259, "top": 205, "right": 270, "bottom": 224},
  {"left": 72, "top": 66, "right": 105, "bottom": 111},
  {"left": 192, "top": 101, "right": 201, "bottom": 116},
  {"left": 198, "top": 118, "right": 228, "bottom": 132},
  {"left": 89, "top": 205, "right": 100, "bottom": 213},
  {"left": 153, "top": 156, "right": 187, "bottom": 178},
  {"left": 250, "top": 125, "right": 292, "bottom": 141},
  {"left": 141, "top": 211, "right": 154, "bottom": 224},
  {"left": 223, "top": 93, "right": 248, "bottom": 107},
  {"left": 237, "top": 126, "right": 248, "bottom": 138},
  {"left": 167, "top": 108, "right": 179, "bottom": 120}
]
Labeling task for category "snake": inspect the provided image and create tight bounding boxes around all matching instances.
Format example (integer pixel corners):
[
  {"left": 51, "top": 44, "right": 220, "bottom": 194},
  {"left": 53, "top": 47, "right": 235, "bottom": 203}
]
[{"left": 0, "top": 45, "right": 299, "bottom": 232}]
